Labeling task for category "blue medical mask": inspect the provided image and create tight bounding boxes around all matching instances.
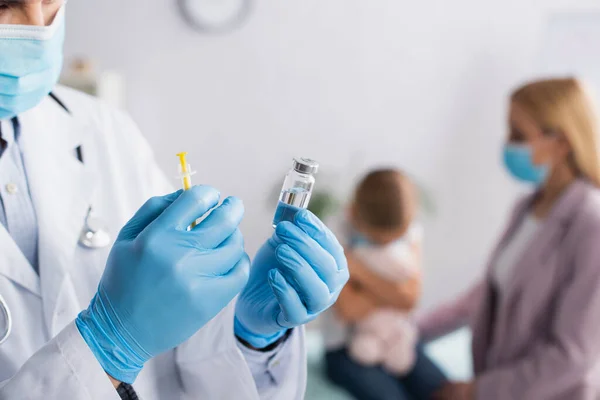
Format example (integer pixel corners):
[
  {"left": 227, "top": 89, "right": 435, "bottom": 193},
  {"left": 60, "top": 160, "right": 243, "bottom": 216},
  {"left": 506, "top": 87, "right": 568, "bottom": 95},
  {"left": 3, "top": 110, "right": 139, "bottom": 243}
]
[
  {"left": 349, "top": 230, "right": 374, "bottom": 247},
  {"left": 349, "top": 223, "right": 422, "bottom": 248},
  {"left": 0, "top": 6, "right": 66, "bottom": 120},
  {"left": 503, "top": 143, "right": 549, "bottom": 185}
]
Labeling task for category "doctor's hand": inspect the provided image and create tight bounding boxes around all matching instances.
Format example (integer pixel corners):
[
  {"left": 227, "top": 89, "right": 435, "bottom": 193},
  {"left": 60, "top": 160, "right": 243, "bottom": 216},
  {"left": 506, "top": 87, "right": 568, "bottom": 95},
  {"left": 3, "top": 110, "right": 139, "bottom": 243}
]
[
  {"left": 234, "top": 209, "right": 349, "bottom": 348},
  {"left": 76, "top": 186, "right": 249, "bottom": 384}
]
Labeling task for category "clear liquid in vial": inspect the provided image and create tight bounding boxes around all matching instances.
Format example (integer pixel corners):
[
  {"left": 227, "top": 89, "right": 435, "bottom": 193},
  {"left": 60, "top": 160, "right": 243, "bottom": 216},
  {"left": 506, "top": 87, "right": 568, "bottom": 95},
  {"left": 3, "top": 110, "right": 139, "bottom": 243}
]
[{"left": 272, "top": 187, "right": 311, "bottom": 227}]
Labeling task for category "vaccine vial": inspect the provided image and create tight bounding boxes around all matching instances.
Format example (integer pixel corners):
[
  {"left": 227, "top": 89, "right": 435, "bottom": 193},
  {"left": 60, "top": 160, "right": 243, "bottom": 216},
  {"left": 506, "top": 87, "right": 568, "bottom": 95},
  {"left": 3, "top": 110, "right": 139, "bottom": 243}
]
[{"left": 272, "top": 158, "right": 319, "bottom": 227}]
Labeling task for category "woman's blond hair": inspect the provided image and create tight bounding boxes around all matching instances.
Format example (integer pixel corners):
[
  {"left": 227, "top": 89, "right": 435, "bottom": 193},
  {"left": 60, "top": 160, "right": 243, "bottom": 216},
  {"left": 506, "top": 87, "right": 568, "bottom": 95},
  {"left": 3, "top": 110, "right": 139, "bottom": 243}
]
[{"left": 511, "top": 77, "right": 600, "bottom": 187}]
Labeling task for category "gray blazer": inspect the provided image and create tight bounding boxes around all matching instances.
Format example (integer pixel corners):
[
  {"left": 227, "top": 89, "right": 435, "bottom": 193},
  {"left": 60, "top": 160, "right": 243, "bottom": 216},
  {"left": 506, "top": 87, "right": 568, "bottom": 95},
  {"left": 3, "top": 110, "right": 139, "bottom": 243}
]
[{"left": 472, "top": 179, "right": 600, "bottom": 400}]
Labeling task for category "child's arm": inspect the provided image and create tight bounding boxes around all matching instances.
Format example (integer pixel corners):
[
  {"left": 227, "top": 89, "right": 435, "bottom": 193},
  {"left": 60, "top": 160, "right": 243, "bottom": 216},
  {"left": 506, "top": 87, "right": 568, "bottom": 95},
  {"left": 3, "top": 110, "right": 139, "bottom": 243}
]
[
  {"left": 333, "top": 281, "right": 379, "bottom": 323},
  {"left": 415, "top": 280, "right": 484, "bottom": 342},
  {"left": 348, "top": 250, "right": 422, "bottom": 312}
]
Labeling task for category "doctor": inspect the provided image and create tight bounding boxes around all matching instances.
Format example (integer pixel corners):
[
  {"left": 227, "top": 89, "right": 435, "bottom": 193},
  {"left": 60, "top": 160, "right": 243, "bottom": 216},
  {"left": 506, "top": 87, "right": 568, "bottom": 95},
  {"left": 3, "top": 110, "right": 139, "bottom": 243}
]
[{"left": 0, "top": 2, "right": 349, "bottom": 399}]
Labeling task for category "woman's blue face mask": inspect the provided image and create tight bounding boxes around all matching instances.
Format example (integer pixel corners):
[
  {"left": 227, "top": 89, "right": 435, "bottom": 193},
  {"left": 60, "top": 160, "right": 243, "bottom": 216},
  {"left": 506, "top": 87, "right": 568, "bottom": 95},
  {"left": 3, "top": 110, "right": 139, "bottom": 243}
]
[
  {"left": 0, "top": 5, "right": 65, "bottom": 120},
  {"left": 503, "top": 143, "right": 549, "bottom": 185}
]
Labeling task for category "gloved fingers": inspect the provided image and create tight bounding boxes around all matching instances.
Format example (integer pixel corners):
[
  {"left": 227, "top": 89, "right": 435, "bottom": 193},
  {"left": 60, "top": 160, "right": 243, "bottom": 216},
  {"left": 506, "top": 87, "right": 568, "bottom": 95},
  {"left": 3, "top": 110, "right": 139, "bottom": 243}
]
[
  {"left": 275, "top": 222, "right": 348, "bottom": 293},
  {"left": 188, "top": 253, "right": 250, "bottom": 317},
  {"left": 200, "top": 252, "right": 251, "bottom": 296},
  {"left": 118, "top": 190, "right": 183, "bottom": 241},
  {"left": 275, "top": 244, "right": 332, "bottom": 313},
  {"left": 294, "top": 209, "right": 348, "bottom": 271},
  {"left": 155, "top": 185, "right": 220, "bottom": 230},
  {"left": 268, "top": 269, "right": 309, "bottom": 327},
  {"left": 191, "top": 196, "right": 244, "bottom": 249},
  {"left": 187, "top": 229, "right": 246, "bottom": 276}
]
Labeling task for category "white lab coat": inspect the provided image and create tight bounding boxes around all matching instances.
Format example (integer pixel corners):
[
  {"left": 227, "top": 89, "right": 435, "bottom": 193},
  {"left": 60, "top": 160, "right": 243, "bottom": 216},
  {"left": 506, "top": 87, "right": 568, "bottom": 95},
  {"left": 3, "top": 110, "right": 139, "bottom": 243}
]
[{"left": 0, "top": 86, "right": 306, "bottom": 399}]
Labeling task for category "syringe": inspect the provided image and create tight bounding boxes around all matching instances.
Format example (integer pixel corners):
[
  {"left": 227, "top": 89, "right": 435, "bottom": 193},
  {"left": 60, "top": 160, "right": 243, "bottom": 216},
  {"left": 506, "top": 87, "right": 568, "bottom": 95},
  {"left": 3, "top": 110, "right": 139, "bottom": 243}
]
[{"left": 176, "top": 152, "right": 197, "bottom": 228}]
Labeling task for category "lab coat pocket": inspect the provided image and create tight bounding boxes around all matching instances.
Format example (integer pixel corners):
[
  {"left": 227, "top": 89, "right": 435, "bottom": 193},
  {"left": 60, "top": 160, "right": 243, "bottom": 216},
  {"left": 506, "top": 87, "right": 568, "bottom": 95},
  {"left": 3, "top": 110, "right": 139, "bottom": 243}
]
[
  {"left": 51, "top": 244, "right": 109, "bottom": 335},
  {"left": 71, "top": 242, "right": 111, "bottom": 303}
]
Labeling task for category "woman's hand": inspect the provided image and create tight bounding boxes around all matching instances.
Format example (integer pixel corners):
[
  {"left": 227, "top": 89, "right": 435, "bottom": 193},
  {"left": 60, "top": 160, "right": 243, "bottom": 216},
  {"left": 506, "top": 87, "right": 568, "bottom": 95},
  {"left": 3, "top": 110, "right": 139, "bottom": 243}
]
[{"left": 433, "top": 381, "right": 475, "bottom": 400}]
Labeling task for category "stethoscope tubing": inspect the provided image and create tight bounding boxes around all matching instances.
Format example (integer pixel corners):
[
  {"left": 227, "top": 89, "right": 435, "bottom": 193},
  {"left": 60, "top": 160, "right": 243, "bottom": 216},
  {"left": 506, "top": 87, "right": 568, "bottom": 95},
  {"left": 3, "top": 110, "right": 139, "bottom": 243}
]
[{"left": 0, "top": 294, "right": 12, "bottom": 345}]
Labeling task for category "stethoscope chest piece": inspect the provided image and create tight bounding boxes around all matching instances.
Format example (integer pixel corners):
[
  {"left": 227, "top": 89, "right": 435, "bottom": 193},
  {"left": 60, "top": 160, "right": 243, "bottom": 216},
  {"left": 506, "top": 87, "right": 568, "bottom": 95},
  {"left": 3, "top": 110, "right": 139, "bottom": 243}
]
[
  {"left": 0, "top": 294, "right": 11, "bottom": 345},
  {"left": 79, "top": 207, "right": 111, "bottom": 249}
]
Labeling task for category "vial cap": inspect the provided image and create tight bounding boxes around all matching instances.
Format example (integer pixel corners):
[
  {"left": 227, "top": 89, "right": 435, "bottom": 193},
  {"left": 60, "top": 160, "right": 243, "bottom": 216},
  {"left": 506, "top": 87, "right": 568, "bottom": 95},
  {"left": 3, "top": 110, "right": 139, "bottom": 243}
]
[{"left": 293, "top": 157, "right": 319, "bottom": 174}]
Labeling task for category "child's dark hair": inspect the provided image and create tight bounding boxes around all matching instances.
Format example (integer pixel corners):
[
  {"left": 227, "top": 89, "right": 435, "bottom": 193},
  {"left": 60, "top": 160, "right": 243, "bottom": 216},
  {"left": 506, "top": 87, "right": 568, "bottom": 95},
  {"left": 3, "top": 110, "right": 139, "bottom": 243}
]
[{"left": 353, "top": 169, "right": 415, "bottom": 231}]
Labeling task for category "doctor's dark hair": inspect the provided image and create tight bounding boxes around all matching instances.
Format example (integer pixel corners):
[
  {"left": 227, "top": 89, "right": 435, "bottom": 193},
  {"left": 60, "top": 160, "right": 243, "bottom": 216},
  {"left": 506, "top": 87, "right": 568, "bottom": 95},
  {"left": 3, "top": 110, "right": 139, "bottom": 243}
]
[
  {"left": 512, "top": 78, "right": 600, "bottom": 187},
  {"left": 352, "top": 168, "right": 416, "bottom": 232}
]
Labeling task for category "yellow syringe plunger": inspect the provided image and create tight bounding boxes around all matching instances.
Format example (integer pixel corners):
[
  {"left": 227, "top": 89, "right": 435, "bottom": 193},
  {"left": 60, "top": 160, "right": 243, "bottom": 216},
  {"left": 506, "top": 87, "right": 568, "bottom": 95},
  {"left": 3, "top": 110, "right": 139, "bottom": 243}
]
[
  {"left": 176, "top": 152, "right": 197, "bottom": 228},
  {"left": 176, "top": 152, "right": 194, "bottom": 191}
]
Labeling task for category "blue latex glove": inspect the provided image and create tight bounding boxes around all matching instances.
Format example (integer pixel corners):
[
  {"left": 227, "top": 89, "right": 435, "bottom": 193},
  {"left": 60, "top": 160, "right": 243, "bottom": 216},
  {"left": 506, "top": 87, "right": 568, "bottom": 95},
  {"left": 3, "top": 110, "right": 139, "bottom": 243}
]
[
  {"left": 76, "top": 186, "right": 249, "bottom": 384},
  {"left": 234, "top": 209, "right": 349, "bottom": 348}
]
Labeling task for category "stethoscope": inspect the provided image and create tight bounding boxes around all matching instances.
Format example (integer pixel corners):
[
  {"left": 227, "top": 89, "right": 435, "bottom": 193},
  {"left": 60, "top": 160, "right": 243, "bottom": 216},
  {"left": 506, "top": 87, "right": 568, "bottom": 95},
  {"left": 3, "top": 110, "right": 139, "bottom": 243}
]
[
  {"left": 0, "top": 294, "right": 11, "bottom": 345},
  {"left": 0, "top": 93, "right": 111, "bottom": 344},
  {"left": 47, "top": 93, "right": 112, "bottom": 250},
  {"left": 79, "top": 206, "right": 111, "bottom": 249}
]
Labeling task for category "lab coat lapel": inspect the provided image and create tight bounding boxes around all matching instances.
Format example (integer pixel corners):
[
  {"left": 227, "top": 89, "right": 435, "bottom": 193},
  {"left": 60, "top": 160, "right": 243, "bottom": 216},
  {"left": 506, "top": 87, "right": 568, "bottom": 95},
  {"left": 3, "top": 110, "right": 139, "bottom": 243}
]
[
  {"left": 19, "top": 95, "right": 96, "bottom": 336},
  {"left": 0, "top": 223, "right": 41, "bottom": 296},
  {"left": 0, "top": 119, "right": 41, "bottom": 296}
]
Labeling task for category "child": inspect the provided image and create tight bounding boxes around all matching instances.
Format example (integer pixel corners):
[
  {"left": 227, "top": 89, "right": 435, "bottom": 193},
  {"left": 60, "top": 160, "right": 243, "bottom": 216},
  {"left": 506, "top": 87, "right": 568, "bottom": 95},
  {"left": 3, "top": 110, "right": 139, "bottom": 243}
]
[
  {"left": 331, "top": 168, "right": 422, "bottom": 374},
  {"left": 322, "top": 168, "right": 447, "bottom": 399},
  {"left": 348, "top": 225, "right": 422, "bottom": 374}
]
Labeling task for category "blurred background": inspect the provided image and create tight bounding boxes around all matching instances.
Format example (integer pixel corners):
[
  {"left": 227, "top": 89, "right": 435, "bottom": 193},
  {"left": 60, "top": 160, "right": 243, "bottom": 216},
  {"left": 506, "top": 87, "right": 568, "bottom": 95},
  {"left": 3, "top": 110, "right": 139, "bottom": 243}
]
[{"left": 61, "top": 1, "right": 600, "bottom": 398}]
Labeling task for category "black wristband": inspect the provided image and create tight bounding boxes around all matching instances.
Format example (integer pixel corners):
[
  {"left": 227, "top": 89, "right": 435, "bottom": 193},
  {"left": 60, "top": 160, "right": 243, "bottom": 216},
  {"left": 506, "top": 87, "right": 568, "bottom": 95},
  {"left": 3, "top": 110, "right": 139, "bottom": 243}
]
[
  {"left": 236, "top": 329, "right": 292, "bottom": 352},
  {"left": 116, "top": 383, "right": 139, "bottom": 400}
]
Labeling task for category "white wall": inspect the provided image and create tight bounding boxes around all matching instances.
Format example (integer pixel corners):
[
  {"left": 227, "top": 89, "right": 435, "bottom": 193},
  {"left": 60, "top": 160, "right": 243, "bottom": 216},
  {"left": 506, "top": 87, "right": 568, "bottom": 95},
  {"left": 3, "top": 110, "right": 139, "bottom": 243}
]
[
  {"left": 539, "top": 11, "right": 600, "bottom": 95},
  {"left": 63, "top": 0, "right": 600, "bottom": 309}
]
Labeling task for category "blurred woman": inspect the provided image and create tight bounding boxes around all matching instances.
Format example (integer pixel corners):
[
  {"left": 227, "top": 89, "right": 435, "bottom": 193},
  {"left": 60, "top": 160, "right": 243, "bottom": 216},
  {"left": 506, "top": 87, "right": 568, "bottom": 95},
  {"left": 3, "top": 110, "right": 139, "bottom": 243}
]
[
  {"left": 435, "top": 78, "right": 600, "bottom": 400},
  {"left": 416, "top": 280, "right": 483, "bottom": 343}
]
